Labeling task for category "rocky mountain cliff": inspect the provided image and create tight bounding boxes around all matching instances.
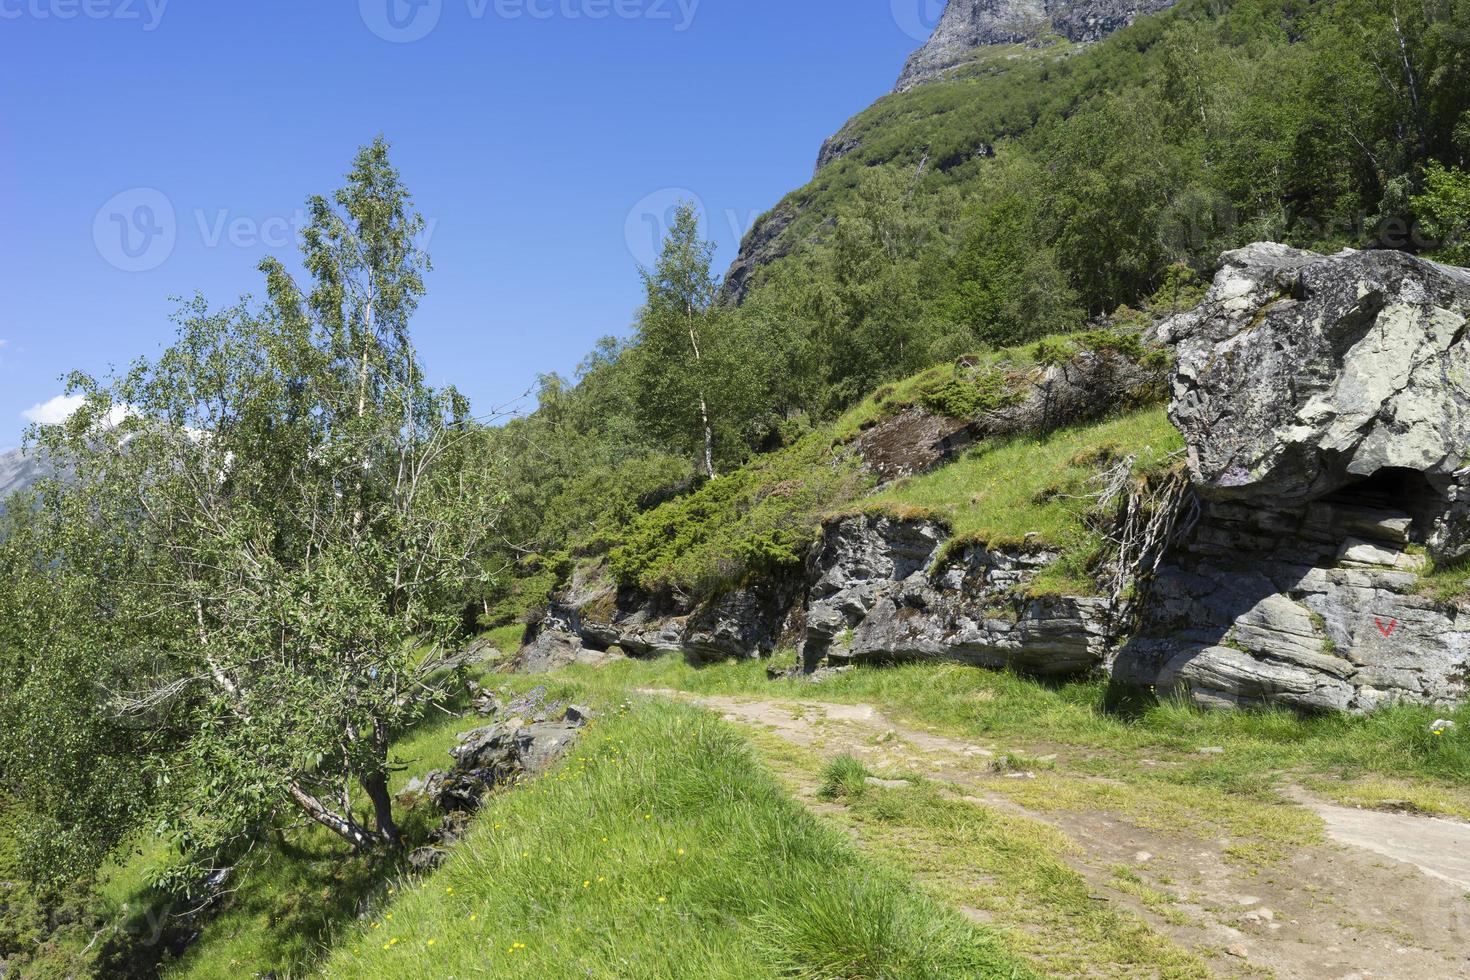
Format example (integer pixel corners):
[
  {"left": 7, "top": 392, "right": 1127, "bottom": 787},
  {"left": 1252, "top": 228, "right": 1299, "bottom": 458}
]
[
  {"left": 895, "top": 0, "right": 1180, "bottom": 91},
  {"left": 537, "top": 244, "right": 1470, "bottom": 714},
  {"left": 0, "top": 447, "right": 49, "bottom": 510}
]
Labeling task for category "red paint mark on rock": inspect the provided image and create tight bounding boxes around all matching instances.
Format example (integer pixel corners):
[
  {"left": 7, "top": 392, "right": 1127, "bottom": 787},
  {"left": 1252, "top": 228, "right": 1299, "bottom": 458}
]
[{"left": 1375, "top": 617, "right": 1399, "bottom": 638}]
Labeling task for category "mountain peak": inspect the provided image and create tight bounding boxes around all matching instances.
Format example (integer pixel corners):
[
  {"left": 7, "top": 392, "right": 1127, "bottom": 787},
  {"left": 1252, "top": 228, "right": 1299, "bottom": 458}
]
[{"left": 896, "top": 0, "right": 1180, "bottom": 91}]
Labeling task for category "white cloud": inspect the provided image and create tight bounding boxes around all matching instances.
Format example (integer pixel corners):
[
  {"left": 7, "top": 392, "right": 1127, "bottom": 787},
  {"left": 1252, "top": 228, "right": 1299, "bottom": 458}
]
[
  {"left": 22, "top": 394, "right": 86, "bottom": 425},
  {"left": 22, "top": 394, "right": 134, "bottom": 428}
]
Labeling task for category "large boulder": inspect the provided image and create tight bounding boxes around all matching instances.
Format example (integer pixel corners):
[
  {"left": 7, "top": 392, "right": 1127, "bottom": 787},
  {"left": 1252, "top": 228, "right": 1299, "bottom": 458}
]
[
  {"left": 1164, "top": 244, "right": 1470, "bottom": 560},
  {"left": 1126, "top": 244, "right": 1470, "bottom": 712}
]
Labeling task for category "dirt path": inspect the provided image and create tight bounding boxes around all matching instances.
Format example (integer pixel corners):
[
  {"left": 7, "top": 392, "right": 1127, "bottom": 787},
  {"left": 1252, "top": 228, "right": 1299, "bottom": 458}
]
[
  {"left": 640, "top": 689, "right": 1470, "bottom": 980},
  {"left": 1302, "top": 798, "right": 1470, "bottom": 891}
]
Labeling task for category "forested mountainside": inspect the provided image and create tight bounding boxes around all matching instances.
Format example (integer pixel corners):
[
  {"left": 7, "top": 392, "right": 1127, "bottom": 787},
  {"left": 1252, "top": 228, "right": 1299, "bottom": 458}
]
[
  {"left": 5, "top": 0, "right": 1470, "bottom": 976},
  {"left": 726, "top": 0, "right": 1470, "bottom": 302}
]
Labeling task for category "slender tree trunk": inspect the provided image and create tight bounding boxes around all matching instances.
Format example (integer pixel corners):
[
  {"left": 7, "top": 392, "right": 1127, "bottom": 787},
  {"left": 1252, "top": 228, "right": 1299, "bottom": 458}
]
[
  {"left": 352, "top": 289, "right": 376, "bottom": 534},
  {"left": 289, "top": 783, "right": 377, "bottom": 849},
  {"left": 361, "top": 772, "right": 401, "bottom": 849},
  {"left": 362, "top": 721, "right": 402, "bottom": 848},
  {"left": 686, "top": 301, "right": 716, "bottom": 478}
]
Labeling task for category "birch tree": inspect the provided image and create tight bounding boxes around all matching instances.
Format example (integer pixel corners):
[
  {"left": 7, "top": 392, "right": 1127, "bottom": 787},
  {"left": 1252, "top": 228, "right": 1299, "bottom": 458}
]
[
  {"left": 630, "top": 202, "right": 723, "bottom": 478},
  {"left": 0, "top": 139, "right": 506, "bottom": 883}
]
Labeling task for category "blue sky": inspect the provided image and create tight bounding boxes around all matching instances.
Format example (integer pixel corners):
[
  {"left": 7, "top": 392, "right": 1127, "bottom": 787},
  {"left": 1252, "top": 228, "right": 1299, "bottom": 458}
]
[{"left": 0, "top": 0, "right": 942, "bottom": 447}]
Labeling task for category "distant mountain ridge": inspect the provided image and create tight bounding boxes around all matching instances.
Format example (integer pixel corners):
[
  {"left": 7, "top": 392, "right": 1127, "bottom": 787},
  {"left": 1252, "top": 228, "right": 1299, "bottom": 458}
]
[
  {"left": 0, "top": 447, "right": 51, "bottom": 506},
  {"left": 895, "top": 0, "right": 1180, "bottom": 91}
]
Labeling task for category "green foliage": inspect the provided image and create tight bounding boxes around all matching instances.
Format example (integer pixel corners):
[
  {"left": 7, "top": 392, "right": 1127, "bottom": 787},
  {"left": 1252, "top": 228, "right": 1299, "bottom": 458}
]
[
  {"left": 914, "top": 363, "right": 1018, "bottom": 420},
  {"left": 608, "top": 433, "right": 871, "bottom": 596},
  {"left": 1413, "top": 162, "right": 1470, "bottom": 264},
  {"left": 1146, "top": 262, "right": 1209, "bottom": 316},
  {"left": 1417, "top": 551, "right": 1470, "bottom": 604},
  {"left": 625, "top": 203, "right": 724, "bottom": 475},
  {"left": 861, "top": 407, "right": 1185, "bottom": 595},
  {"left": 941, "top": 154, "right": 1086, "bottom": 345},
  {"left": 479, "top": 552, "right": 573, "bottom": 630},
  {"left": 819, "top": 754, "right": 872, "bottom": 800},
  {"left": 1, "top": 139, "right": 506, "bottom": 888},
  {"left": 742, "top": 0, "right": 1470, "bottom": 324},
  {"left": 1075, "top": 329, "right": 1145, "bottom": 359},
  {"left": 0, "top": 797, "right": 108, "bottom": 978}
]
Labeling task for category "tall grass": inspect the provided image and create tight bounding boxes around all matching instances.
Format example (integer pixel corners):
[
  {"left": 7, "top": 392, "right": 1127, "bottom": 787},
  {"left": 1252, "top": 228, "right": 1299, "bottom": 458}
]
[{"left": 321, "top": 699, "right": 1031, "bottom": 979}]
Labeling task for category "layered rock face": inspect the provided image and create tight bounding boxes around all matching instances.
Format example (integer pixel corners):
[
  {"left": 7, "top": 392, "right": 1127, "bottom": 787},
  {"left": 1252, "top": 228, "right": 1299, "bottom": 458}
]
[
  {"left": 896, "top": 0, "right": 1180, "bottom": 92},
  {"left": 1126, "top": 245, "right": 1470, "bottom": 711},
  {"left": 534, "top": 563, "right": 803, "bottom": 665},
  {"left": 800, "top": 515, "right": 1111, "bottom": 674}
]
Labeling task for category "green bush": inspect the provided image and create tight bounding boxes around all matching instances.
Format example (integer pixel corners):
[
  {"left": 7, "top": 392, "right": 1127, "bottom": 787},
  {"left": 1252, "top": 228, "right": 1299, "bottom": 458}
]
[
  {"left": 608, "top": 433, "right": 871, "bottom": 596},
  {"left": 915, "top": 367, "right": 1018, "bottom": 420}
]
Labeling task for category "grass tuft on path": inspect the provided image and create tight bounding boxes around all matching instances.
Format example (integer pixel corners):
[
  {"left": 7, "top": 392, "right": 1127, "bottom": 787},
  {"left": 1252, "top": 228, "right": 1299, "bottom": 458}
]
[{"left": 322, "top": 698, "right": 1032, "bottom": 979}]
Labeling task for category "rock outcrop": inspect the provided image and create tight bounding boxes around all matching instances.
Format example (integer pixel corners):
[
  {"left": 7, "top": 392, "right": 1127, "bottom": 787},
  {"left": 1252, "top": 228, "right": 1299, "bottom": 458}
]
[
  {"left": 896, "top": 0, "right": 1180, "bottom": 92},
  {"left": 801, "top": 515, "right": 1112, "bottom": 674},
  {"left": 405, "top": 690, "right": 593, "bottom": 869},
  {"left": 1123, "top": 245, "right": 1470, "bottom": 711},
  {"left": 541, "top": 562, "right": 804, "bottom": 664},
  {"left": 1165, "top": 243, "right": 1470, "bottom": 560},
  {"left": 855, "top": 348, "right": 1165, "bottom": 480},
  {"left": 721, "top": 203, "right": 805, "bottom": 305}
]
